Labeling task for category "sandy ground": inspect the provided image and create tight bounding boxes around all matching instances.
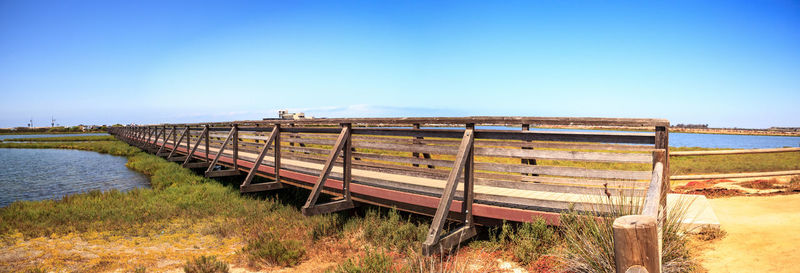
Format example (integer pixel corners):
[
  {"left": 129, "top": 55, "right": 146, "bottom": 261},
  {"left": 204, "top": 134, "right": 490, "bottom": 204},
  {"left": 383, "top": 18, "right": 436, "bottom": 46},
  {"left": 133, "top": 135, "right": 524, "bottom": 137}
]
[{"left": 699, "top": 193, "right": 800, "bottom": 273}]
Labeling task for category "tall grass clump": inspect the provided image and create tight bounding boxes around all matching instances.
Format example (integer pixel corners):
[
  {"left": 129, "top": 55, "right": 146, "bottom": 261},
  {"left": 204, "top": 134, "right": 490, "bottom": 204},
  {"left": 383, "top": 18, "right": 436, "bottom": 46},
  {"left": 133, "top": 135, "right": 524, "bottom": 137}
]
[
  {"left": 184, "top": 255, "right": 229, "bottom": 273},
  {"left": 0, "top": 140, "right": 139, "bottom": 156},
  {"left": 560, "top": 194, "right": 696, "bottom": 273},
  {"left": 242, "top": 231, "right": 306, "bottom": 267},
  {"left": 328, "top": 248, "right": 398, "bottom": 273},
  {"left": 470, "top": 217, "right": 557, "bottom": 265},
  {"left": 344, "top": 208, "right": 429, "bottom": 252}
]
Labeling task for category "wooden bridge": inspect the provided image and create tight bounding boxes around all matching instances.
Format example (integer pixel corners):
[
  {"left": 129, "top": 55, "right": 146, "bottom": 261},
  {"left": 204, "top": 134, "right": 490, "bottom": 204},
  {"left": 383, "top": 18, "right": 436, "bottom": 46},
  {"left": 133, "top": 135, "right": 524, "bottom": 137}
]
[{"left": 110, "top": 116, "right": 670, "bottom": 273}]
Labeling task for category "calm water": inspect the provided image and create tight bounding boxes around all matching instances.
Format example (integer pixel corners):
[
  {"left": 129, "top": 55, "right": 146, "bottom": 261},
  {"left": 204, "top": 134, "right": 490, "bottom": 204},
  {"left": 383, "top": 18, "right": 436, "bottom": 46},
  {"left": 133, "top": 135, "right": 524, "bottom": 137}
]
[
  {"left": 0, "top": 133, "right": 107, "bottom": 140},
  {"left": 0, "top": 148, "right": 149, "bottom": 207}
]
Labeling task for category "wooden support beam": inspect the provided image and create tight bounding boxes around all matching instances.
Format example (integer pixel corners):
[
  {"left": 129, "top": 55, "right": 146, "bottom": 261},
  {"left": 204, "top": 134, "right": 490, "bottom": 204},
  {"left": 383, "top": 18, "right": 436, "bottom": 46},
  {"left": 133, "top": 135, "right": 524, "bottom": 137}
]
[
  {"left": 613, "top": 215, "right": 660, "bottom": 273},
  {"left": 183, "top": 126, "right": 208, "bottom": 167},
  {"left": 205, "top": 126, "right": 237, "bottom": 177},
  {"left": 167, "top": 127, "right": 189, "bottom": 160},
  {"left": 240, "top": 125, "right": 282, "bottom": 192},
  {"left": 422, "top": 124, "right": 476, "bottom": 255},
  {"left": 156, "top": 127, "right": 174, "bottom": 156},
  {"left": 168, "top": 156, "right": 188, "bottom": 162},
  {"left": 205, "top": 169, "right": 241, "bottom": 178},
  {"left": 302, "top": 124, "right": 354, "bottom": 216},
  {"left": 184, "top": 162, "right": 211, "bottom": 169},
  {"left": 233, "top": 124, "right": 239, "bottom": 170}
]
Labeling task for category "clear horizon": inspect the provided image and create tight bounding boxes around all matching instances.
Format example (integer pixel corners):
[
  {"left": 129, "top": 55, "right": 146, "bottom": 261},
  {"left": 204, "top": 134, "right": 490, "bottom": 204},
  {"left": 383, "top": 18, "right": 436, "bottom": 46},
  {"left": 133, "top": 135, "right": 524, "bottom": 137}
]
[{"left": 1, "top": 0, "right": 799, "bottom": 128}]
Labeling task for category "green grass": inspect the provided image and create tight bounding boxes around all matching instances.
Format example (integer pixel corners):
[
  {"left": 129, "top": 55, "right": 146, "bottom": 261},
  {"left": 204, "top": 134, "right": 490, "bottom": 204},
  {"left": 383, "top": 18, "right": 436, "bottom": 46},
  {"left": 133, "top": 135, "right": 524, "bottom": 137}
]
[
  {"left": 242, "top": 232, "right": 306, "bottom": 267},
  {"left": 328, "top": 248, "right": 398, "bottom": 273},
  {"left": 4, "top": 135, "right": 115, "bottom": 142},
  {"left": 184, "top": 256, "right": 229, "bottom": 273},
  {"left": 0, "top": 140, "right": 139, "bottom": 156},
  {"left": 670, "top": 147, "right": 800, "bottom": 175}
]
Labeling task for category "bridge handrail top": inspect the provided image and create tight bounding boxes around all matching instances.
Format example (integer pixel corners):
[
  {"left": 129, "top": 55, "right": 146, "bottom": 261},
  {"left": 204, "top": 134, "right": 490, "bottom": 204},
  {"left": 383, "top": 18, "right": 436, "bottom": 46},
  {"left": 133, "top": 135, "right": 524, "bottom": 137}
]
[{"left": 136, "top": 116, "right": 670, "bottom": 128}]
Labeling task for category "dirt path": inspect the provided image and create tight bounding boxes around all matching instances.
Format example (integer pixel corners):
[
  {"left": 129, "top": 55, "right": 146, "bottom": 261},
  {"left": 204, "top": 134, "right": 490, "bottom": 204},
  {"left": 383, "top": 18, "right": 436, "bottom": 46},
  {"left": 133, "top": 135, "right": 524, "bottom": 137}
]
[{"left": 700, "top": 194, "right": 800, "bottom": 273}]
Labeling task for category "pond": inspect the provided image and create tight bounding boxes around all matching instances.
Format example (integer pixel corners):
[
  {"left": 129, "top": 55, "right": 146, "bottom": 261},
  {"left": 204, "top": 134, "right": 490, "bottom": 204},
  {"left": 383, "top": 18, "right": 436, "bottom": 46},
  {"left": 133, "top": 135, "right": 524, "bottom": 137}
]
[
  {"left": 0, "top": 133, "right": 108, "bottom": 141},
  {"left": 0, "top": 148, "right": 149, "bottom": 207}
]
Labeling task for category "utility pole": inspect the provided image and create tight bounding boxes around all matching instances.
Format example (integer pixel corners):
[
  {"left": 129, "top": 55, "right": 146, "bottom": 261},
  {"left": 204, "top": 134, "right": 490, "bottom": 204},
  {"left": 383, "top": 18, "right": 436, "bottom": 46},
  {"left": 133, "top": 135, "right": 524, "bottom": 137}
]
[{"left": 51, "top": 117, "right": 55, "bottom": 127}]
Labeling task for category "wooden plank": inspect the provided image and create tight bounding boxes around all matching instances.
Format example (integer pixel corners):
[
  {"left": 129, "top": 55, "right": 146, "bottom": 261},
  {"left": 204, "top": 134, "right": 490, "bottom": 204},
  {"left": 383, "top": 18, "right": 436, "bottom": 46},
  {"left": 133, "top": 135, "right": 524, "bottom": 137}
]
[
  {"left": 184, "top": 162, "right": 211, "bottom": 169},
  {"left": 475, "top": 162, "right": 652, "bottom": 180},
  {"left": 670, "top": 147, "right": 800, "bottom": 156},
  {"left": 475, "top": 146, "right": 653, "bottom": 163},
  {"left": 475, "top": 178, "right": 646, "bottom": 195},
  {"left": 350, "top": 152, "right": 455, "bottom": 168},
  {"left": 206, "top": 169, "right": 241, "bottom": 178},
  {"left": 641, "top": 163, "right": 664, "bottom": 218},
  {"left": 353, "top": 141, "right": 459, "bottom": 155},
  {"left": 475, "top": 130, "right": 656, "bottom": 144}
]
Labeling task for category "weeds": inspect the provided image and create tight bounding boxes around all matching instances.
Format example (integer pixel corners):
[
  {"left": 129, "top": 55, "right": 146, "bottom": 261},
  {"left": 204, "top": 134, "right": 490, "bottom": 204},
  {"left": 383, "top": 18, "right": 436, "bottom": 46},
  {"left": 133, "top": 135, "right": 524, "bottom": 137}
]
[
  {"left": 242, "top": 232, "right": 306, "bottom": 267},
  {"left": 184, "top": 255, "right": 229, "bottom": 273},
  {"left": 329, "top": 248, "right": 399, "bottom": 273},
  {"left": 345, "top": 208, "right": 429, "bottom": 252},
  {"left": 694, "top": 226, "right": 727, "bottom": 241}
]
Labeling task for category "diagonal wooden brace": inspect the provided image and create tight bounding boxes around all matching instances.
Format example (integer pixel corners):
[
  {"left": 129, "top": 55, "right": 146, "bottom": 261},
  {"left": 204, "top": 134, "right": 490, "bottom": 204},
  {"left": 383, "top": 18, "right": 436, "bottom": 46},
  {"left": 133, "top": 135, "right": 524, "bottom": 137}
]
[
  {"left": 422, "top": 125, "right": 476, "bottom": 255},
  {"left": 156, "top": 127, "right": 174, "bottom": 156},
  {"left": 183, "top": 126, "right": 209, "bottom": 168},
  {"left": 204, "top": 126, "right": 240, "bottom": 177},
  {"left": 301, "top": 124, "right": 354, "bottom": 216},
  {"left": 240, "top": 125, "right": 283, "bottom": 193},
  {"left": 167, "top": 127, "right": 189, "bottom": 160}
]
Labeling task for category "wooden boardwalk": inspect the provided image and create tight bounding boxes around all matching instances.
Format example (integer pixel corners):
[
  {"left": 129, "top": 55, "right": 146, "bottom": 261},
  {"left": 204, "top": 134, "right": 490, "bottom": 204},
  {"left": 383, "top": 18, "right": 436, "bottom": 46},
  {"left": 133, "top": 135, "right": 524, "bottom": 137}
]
[{"left": 111, "top": 116, "right": 671, "bottom": 268}]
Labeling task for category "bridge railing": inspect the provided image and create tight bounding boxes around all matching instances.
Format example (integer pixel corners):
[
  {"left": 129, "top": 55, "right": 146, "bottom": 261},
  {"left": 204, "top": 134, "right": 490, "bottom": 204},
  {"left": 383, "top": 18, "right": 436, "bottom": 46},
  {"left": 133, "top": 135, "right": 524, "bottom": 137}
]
[{"left": 109, "top": 116, "right": 670, "bottom": 259}]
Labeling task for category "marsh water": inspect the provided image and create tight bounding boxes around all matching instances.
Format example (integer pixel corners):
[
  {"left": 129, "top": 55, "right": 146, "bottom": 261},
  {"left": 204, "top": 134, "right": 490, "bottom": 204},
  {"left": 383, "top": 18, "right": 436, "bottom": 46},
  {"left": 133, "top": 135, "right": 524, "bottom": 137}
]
[
  {"left": 0, "top": 148, "right": 149, "bottom": 207},
  {"left": 0, "top": 133, "right": 107, "bottom": 141}
]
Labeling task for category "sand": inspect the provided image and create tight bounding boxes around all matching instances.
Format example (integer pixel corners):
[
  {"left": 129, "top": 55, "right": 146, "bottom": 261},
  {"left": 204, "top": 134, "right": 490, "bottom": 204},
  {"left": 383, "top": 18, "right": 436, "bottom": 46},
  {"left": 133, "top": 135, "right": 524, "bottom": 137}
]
[{"left": 699, "top": 194, "right": 800, "bottom": 273}]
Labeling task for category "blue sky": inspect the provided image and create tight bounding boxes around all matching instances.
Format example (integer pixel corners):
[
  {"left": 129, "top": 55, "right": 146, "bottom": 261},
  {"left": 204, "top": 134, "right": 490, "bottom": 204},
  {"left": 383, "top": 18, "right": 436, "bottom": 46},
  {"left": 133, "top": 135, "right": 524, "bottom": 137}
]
[{"left": 1, "top": 0, "right": 798, "bottom": 128}]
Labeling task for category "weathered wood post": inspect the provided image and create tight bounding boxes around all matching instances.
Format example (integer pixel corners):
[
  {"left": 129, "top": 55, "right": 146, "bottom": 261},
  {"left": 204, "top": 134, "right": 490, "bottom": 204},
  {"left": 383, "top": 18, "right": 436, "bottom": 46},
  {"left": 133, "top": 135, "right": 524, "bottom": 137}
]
[{"left": 613, "top": 215, "right": 660, "bottom": 273}]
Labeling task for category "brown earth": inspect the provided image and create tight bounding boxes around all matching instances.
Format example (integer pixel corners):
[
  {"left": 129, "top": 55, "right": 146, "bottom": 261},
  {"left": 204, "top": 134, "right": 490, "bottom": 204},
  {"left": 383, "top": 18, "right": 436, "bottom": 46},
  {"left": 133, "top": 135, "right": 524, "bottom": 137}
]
[{"left": 698, "top": 193, "right": 800, "bottom": 273}]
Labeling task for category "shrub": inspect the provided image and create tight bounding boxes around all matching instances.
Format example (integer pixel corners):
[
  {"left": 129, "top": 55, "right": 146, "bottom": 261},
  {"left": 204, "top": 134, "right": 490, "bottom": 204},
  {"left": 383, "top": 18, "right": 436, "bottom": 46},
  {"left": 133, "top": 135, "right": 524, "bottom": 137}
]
[
  {"left": 346, "top": 208, "right": 428, "bottom": 251},
  {"left": 184, "top": 255, "right": 229, "bottom": 273},
  {"left": 695, "top": 226, "right": 727, "bottom": 241},
  {"left": 309, "top": 213, "right": 343, "bottom": 241},
  {"left": 510, "top": 217, "right": 557, "bottom": 265},
  {"left": 329, "top": 248, "right": 397, "bottom": 273},
  {"left": 243, "top": 232, "right": 306, "bottom": 267}
]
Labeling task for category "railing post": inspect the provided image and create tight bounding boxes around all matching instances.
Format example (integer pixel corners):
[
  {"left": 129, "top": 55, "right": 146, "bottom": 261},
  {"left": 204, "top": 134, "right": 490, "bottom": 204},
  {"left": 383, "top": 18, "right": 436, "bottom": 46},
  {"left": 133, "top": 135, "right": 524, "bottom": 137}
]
[
  {"left": 521, "top": 124, "right": 537, "bottom": 176},
  {"left": 274, "top": 123, "right": 281, "bottom": 183},
  {"left": 204, "top": 125, "right": 210, "bottom": 162},
  {"left": 613, "top": 215, "right": 660, "bottom": 273},
  {"left": 655, "top": 126, "right": 669, "bottom": 196},
  {"left": 412, "top": 123, "right": 434, "bottom": 168},
  {"left": 233, "top": 124, "right": 239, "bottom": 170}
]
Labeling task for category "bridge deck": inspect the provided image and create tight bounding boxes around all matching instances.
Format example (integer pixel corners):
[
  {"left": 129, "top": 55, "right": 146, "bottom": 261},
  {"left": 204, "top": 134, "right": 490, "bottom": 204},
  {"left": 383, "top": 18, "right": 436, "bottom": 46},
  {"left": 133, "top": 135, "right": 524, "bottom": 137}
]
[{"left": 155, "top": 136, "right": 643, "bottom": 224}]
